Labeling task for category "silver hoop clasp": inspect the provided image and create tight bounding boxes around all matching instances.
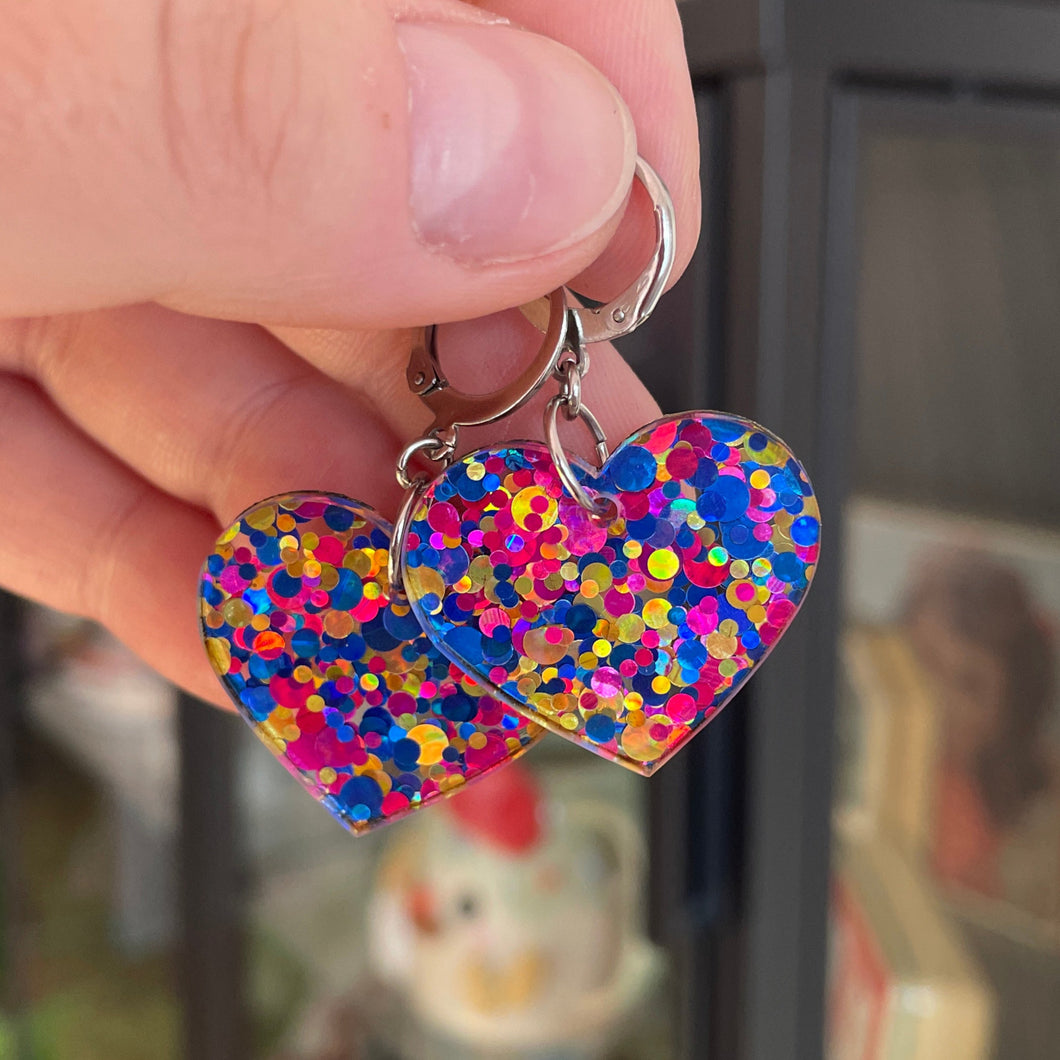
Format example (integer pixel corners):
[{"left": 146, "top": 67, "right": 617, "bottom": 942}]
[
  {"left": 407, "top": 287, "right": 568, "bottom": 438},
  {"left": 523, "top": 157, "right": 676, "bottom": 346}
]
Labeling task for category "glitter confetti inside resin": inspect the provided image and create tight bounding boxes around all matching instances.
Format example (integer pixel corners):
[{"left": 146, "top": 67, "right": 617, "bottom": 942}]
[
  {"left": 199, "top": 493, "right": 542, "bottom": 832},
  {"left": 402, "top": 413, "right": 818, "bottom": 775}
]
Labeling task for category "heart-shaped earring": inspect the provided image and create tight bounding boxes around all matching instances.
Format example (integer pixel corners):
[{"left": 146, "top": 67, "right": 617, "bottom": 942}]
[
  {"left": 393, "top": 158, "right": 819, "bottom": 775},
  {"left": 400, "top": 415, "right": 817, "bottom": 774},
  {"left": 199, "top": 493, "right": 542, "bottom": 832}
]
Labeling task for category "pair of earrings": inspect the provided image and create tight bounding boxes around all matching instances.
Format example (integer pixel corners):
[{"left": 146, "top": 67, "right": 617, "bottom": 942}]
[{"left": 198, "top": 160, "right": 820, "bottom": 833}]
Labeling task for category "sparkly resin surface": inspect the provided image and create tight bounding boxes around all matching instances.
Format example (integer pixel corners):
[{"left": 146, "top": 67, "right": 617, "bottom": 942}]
[
  {"left": 403, "top": 413, "right": 819, "bottom": 774},
  {"left": 199, "top": 493, "right": 541, "bottom": 832}
]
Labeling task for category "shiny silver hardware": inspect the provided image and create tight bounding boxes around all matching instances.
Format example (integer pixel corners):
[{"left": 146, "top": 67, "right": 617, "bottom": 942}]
[
  {"left": 523, "top": 156, "right": 675, "bottom": 347},
  {"left": 406, "top": 286, "right": 568, "bottom": 440}
]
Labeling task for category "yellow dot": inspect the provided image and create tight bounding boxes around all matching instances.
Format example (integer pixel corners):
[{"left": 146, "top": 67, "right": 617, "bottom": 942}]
[
  {"left": 719, "top": 618, "right": 739, "bottom": 637},
  {"left": 306, "top": 694, "right": 324, "bottom": 712},
  {"left": 579, "top": 580, "right": 600, "bottom": 599},
  {"left": 560, "top": 713, "right": 579, "bottom": 731},
  {"left": 466, "top": 461, "right": 485, "bottom": 481},
  {"left": 719, "top": 659, "right": 739, "bottom": 678},
  {"left": 750, "top": 469, "right": 771, "bottom": 489},
  {"left": 752, "top": 558, "right": 772, "bottom": 577},
  {"left": 624, "top": 692, "right": 644, "bottom": 713},
  {"left": 222, "top": 598, "right": 252, "bottom": 628},
  {"left": 646, "top": 548, "right": 680, "bottom": 580},
  {"left": 292, "top": 665, "right": 313, "bottom": 683},
  {"left": 250, "top": 613, "right": 271, "bottom": 631},
  {"left": 651, "top": 675, "right": 671, "bottom": 694},
  {"left": 706, "top": 632, "right": 737, "bottom": 659},
  {"left": 592, "top": 639, "right": 612, "bottom": 658},
  {"left": 468, "top": 732, "right": 488, "bottom": 750},
  {"left": 643, "top": 598, "right": 671, "bottom": 629},
  {"left": 578, "top": 651, "right": 599, "bottom": 670},
  {"left": 560, "top": 562, "right": 579, "bottom": 581},
  {"left": 623, "top": 540, "right": 643, "bottom": 559},
  {"left": 408, "top": 724, "right": 449, "bottom": 764},
  {"left": 730, "top": 559, "right": 750, "bottom": 579},
  {"left": 205, "top": 638, "right": 231, "bottom": 675},
  {"left": 360, "top": 673, "right": 379, "bottom": 691},
  {"left": 626, "top": 708, "right": 646, "bottom": 727},
  {"left": 301, "top": 532, "right": 319, "bottom": 551},
  {"left": 303, "top": 559, "right": 321, "bottom": 578},
  {"left": 511, "top": 486, "right": 558, "bottom": 531},
  {"left": 615, "top": 614, "right": 646, "bottom": 643},
  {"left": 319, "top": 767, "right": 337, "bottom": 785},
  {"left": 583, "top": 562, "right": 612, "bottom": 593},
  {"left": 747, "top": 605, "right": 767, "bottom": 624},
  {"left": 276, "top": 514, "right": 296, "bottom": 532},
  {"left": 246, "top": 504, "right": 277, "bottom": 531}
]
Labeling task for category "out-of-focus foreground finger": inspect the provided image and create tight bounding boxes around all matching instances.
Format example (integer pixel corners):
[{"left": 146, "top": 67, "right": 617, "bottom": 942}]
[
  {"left": 0, "top": 374, "right": 229, "bottom": 707},
  {"left": 1, "top": 307, "right": 407, "bottom": 524}
]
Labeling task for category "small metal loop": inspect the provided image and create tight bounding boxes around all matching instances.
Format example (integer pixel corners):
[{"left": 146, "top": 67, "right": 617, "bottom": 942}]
[
  {"left": 544, "top": 394, "right": 611, "bottom": 513},
  {"left": 407, "top": 287, "right": 568, "bottom": 436},
  {"left": 387, "top": 478, "right": 428, "bottom": 595},
  {"left": 523, "top": 157, "right": 676, "bottom": 346},
  {"left": 395, "top": 432, "right": 454, "bottom": 491},
  {"left": 557, "top": 360, "right": 582, "bottom": 419}
]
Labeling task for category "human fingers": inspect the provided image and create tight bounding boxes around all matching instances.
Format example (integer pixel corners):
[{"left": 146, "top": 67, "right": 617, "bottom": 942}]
[
  {"left": 2, "top": 307, "right": 407, "bottom": 523},
  {"left": 472, "top": 0, "right": 701, "bottom": 297},
  {"left": 0, "top": 373, "right": 229, "bottom": 707},
  {"left": 1, "top": 0, "right": 634, "bottom": 324}
]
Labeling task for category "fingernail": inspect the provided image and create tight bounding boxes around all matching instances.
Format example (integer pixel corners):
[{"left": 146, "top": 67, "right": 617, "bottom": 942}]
[{"left": 396, "top": 23, "right": 636, "bottom": 264}]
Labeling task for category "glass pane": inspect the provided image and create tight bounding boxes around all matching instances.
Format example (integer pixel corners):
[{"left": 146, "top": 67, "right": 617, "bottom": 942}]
[
  {"left": 829, "top": 117, "right": 1060, "bottom": 1060},
  {"left": 1, "top": 605, "right": 181, "bottom": 1059}
]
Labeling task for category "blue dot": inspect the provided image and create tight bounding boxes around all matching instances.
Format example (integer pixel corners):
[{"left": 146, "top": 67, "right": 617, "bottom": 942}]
[
  {"left": 772, "top": 552, "right": 804, "bottom": 583},
  {"left": 239, "top": 684, "right": 274, "bottom": 721},
  {"left": 329, "top": 569, "right": 363, "bottom": 610},
  {"left": 610, "top": 445, "right": 657, "bottom": 492},
  {"left": 290, "top": 628, "right": 320, "bottom": 659},
  {"left": 271, "top": 570, "right": 302, "bottom": 598},
  {"left": 585, "top": 714, "right": 616, "bottom": 744},
  {"left": 339, "top": 775, "right": 383, "bottom": 814},
  {"left": 324, "top": 505, "right": 355, "bottom": 532},
  {"left": 692, "top": 459, "right": 719, "bottom": 490},
  {"left": 392, "top": 738, "right": 421, "bottom": 771},
  {"left": 698, "top": 476, "right": 750, "bottom": 522},
  {"left": 441, "top": 693, "right": 476, "bottom": 723},
  {"left": 791, "top": 516, "right": 819, "bottom": 546}
]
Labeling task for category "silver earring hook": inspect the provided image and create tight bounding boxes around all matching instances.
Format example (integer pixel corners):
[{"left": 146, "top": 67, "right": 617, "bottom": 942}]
[
  {"left": 522, "top": 157, "right": 676, "bottom": 346},
  {"left": 406, "top": 286, "right": 568, "bottom": 438}
]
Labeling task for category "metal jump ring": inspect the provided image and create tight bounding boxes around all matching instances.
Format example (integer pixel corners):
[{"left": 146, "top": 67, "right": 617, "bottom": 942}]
[
  {"left": 395, "top": 432, "right": 454, "bottom": 491},
  {"left": 387, "top": 477, "right": 428, "bottom": 594},
  {"left": 557, "top": 360, "right": 582, "bottom": 419},
  {"left": 544, "top": 394, "right": 610, "bottom": 513}
]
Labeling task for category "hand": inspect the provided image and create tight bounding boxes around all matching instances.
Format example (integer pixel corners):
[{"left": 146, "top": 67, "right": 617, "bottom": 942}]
[{"left": 0, "top": 0, "right": 700, "bottom": 707}]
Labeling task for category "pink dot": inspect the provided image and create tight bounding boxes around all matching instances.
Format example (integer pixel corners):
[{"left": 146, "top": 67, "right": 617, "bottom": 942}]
[
  {"left": 382, "top": 791, "right": 410, "bottom": 816},
  {"left": 667, "top": 693, "right": 697, "bottom": 724}
]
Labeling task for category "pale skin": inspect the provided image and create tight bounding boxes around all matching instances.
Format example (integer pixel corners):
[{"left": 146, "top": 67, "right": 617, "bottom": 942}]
[{"left": 0, "top": 0, "right": 701, "bottom": 709}]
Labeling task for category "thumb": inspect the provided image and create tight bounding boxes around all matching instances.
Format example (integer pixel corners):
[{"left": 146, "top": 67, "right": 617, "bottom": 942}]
[{"left": 1, "top": 0, "right": 635, "bottom": 324}]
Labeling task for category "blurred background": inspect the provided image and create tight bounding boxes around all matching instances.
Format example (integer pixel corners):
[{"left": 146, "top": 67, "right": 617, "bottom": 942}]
[{"left": 2, "top": 2, "right": 1059, "bottom": 1058}]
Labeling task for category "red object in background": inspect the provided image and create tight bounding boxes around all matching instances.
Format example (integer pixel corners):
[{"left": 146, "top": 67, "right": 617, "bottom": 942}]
[{"left": 448, "top": 764, "right": 543, "bottom": 855}]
